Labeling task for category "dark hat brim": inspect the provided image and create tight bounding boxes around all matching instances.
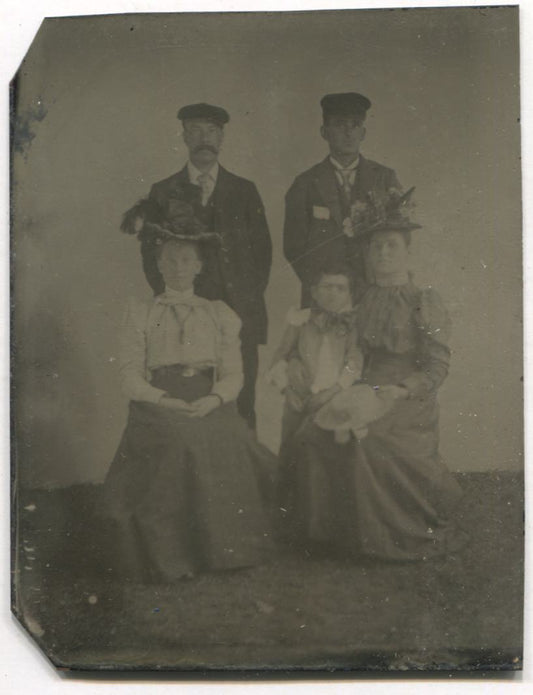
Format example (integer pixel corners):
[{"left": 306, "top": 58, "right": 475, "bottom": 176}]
[
  {"left": 177, "top": 102, "right": 229, "bottom": 125},
  {"left": 143, "top": 221, "right": 221, "bottom": 244},
  {"left": 321, "top": 92, "right": 371, "bottom": 118},
  {"left": 357, "top": 220, "right": 422, "bottom": 240}
]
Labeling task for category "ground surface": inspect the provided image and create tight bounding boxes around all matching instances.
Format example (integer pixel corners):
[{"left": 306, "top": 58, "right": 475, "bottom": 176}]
[{"left": 12, "top": 472, "right": 523, "bottom": 672}]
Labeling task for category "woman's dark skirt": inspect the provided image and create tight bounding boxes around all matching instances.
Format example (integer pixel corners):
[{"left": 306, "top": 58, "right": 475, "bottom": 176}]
[
  {"left": 101, "top": 366, "right": 276, "bottom": 583},
  {"left": 279, "top": 354, "right": 466, "bottom": 562}
]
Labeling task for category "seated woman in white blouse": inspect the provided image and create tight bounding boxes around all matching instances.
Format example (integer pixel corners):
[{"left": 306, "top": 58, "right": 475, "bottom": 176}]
[{"left": 101, "top": 201, "right": 274, "bottom": 583}]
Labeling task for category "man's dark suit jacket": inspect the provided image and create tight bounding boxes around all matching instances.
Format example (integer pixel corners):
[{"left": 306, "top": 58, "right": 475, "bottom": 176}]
[
  {"left": 145, "top": 165, "right": 272, "bottom": 346},
  {"left": 283, "top": 155, "right": 401, "bottom": 307}
]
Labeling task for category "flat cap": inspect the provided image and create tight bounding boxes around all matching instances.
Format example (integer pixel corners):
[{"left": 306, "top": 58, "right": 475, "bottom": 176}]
[
  {"left": 177, "top": 102, "right": 230, "bottom": 125},
  {"left": 321, "top": 92, "right": 371, "bottom": 120}
]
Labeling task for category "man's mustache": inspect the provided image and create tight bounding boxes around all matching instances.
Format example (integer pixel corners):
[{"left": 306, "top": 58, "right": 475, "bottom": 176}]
[{"left": 192, "top": 144, "right": 218, "bottom": 154}]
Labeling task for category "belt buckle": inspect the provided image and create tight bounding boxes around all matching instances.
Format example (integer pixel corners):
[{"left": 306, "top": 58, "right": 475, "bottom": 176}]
[{"left": 182, "top": 367, "right": 196, "bottom": 378}]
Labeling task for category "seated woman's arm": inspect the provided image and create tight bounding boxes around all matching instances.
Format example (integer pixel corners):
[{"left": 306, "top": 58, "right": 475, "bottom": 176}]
[
  {"left": 399, "top": 287, "right": 452, "bottom": 399},
  {"left": 265, "top": 307, "right": 307, "bottom": 391},
  {"left": 270, "top": 325, "right": 300, "bottom": 367},
  {"left": 119, "top": 298, "right": 167, "bottom": 404},
  {"left": 337, "top": 326, "right": 365, "bottom": 390},
  {"left": 210, "top": 301, "right": 244, "bottom": 404}
]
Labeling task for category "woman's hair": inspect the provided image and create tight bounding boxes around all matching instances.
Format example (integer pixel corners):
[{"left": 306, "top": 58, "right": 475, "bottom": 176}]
[{"left": 366, "top": 228, "right": 412, "bottom": 248}]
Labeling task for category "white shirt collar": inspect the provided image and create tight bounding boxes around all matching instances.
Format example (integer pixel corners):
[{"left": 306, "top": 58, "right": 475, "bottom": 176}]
[
  {"left": 329, "top": 156, "right": 359, "bottom": 172},
  {"left": 187, "top": 160, "right": 219, "bottom": 184},
  {"left": 315, "top": 300, "right": 353, "bottom": 315},
  {"left": 375, "top": 271, "right": 410, "bottom": 287},
  {"left": 163, "top": 286, "right": 195, "bottom": 301},
  {"left": 339, "top": 301, "right": 353, "bottom": 314}
]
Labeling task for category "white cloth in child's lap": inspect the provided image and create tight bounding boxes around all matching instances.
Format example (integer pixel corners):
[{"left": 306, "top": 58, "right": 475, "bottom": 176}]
[{"left": 314, "top": 384, "right": 393, "bottom": 435}]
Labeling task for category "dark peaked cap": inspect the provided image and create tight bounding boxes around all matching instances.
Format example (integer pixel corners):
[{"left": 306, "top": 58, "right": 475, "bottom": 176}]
[
  {"left": 177, "top": 103, "right": 230, "bottom": 125},
  {"left": 321, "top": 92, "right": 371, "bottom": 120}
]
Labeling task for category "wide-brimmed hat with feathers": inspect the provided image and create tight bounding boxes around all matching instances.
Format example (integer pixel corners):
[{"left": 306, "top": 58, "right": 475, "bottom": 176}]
[
  {"left": 120, "top": 191, "right": 220, "bottom": 245},
  {"left": 349, "top": 186, "right": 421, "bottom": 239}
]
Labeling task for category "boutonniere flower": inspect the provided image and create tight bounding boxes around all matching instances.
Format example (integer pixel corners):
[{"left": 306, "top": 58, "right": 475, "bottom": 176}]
[{"left": 342, "top": 217, "right": 355, "bottom": 238}]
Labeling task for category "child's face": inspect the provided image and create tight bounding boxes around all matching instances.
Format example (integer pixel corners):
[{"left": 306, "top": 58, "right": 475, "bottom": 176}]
[{"left": 312, "top": 274, "right": 352, "bottom": 313}]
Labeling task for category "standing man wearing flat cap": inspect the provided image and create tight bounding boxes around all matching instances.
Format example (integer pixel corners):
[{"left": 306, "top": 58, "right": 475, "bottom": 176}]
[
  {"left": 284, "top": 92, "right": 402, "bottom": 307},
  {"left": 139, "top": 102, "right": 272, "bottom": 429}
]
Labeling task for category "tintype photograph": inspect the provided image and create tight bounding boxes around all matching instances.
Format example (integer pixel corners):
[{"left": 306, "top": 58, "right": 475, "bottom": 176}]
[{"left": 10, "top": 6, "right": 523, "bottom": 673}]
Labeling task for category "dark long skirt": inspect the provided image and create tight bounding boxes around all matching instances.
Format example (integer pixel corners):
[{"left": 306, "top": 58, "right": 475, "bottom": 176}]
[
  {"left": 280, "top": 394, "right": 465, "bottom": 562},
  {"left": 101, "top": 367, "right": 275, "bottom": 583}
]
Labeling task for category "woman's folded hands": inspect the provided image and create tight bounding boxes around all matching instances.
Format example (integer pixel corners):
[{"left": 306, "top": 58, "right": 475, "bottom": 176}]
[
  {"left": 187, "top": 395, "right": 221, "bottom": 418},
  {"left": 158, "top": 394, "right": 221, "bottom": 418}
]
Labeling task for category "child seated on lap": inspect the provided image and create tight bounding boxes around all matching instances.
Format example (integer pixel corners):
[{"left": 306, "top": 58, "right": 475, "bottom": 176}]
[{"left": 267, "top": 263, "right": 384, "bottom": 444}]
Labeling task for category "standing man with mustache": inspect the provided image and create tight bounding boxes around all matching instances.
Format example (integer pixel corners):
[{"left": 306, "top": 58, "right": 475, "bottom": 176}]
[
  {"left": 139, "top": 103, "right": 272, "bottom": 429},
  {"left": 284, "top": 93, "right": 402, "bottom": 308}
]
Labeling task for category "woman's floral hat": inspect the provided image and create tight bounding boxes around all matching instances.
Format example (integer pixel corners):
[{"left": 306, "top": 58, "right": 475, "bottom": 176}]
[
  {"left": 346, "top": 186, "right": 421, "bottom": 239},
  {"left": 120, "top": 189, "right": 220, "bottom": 245}
]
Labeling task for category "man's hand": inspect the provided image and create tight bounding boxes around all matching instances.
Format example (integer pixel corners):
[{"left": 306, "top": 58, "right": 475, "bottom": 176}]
[
  {"left": 342, "top": 217, "right": 355, "bottom": 238},
  {"left": 187, "top": 395, "right": 221, "bottom": 418}
]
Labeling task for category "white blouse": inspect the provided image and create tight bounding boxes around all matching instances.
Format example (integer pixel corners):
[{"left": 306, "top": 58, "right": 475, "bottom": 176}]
[{"left": 118, "top": 288, "right": 243, "bottom": 404}]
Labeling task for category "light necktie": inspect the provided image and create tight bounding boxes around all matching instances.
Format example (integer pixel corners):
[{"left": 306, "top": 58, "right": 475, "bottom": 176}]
[
  {"left": 339, "top": 169, "right": 353, "bottom": 204},
  {"left": 157, "top": 295, "right": 195, "bottom": 343},
  {"left": 197, "top": 173, "right": 212, "bottom": 206}
]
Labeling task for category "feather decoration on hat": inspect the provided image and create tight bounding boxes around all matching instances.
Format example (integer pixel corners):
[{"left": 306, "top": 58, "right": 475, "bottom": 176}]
[
  {"left": 120, "top": 197, "right": 161, "bottom": 236},
  {"left": 349, "top": 186, "right": 421, "bottom": 238},
  {"left": 119, "top": 189, "right": 219, "bottom": 244}
]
